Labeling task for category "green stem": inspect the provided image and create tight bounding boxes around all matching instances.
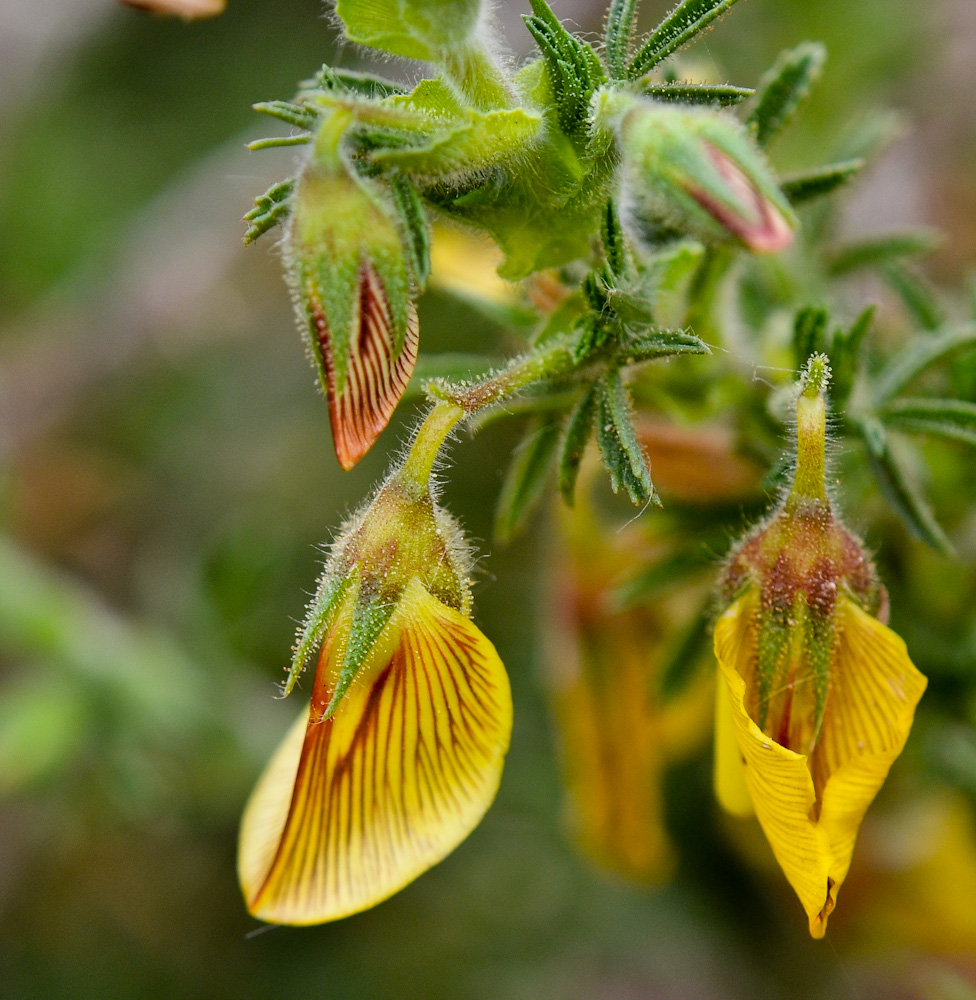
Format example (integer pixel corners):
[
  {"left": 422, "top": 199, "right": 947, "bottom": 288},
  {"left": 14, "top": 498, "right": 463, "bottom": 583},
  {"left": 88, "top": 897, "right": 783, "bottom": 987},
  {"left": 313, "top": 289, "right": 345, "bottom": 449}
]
[
  {"left": 429, "top": 338, "right": 578, "bottom": 413},
  {"left": 398, "top": 402, "right": 465, "bottom": 493},
  {"left": 439, "top": 41, "right": 515, "bottom": 111}
]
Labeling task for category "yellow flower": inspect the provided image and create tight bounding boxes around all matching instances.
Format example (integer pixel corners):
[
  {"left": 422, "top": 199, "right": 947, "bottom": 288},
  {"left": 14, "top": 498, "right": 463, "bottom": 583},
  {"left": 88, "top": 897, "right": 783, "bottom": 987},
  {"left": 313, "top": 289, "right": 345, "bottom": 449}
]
[
  {"left": 238, "top": 577, "right": 511, "bottom": 925},
  {"left": 238, "top": 404, "right": 512, "bottom": 924},
  {"left": 713, "top": 356, "right": 927, "bottom": 937}
]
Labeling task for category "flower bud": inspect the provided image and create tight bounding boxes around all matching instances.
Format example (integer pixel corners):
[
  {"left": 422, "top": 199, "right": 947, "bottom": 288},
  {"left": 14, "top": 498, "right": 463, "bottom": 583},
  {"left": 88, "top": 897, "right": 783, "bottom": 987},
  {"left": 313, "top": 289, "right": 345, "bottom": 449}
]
[
  {"left": 604, "top": 95, "right": 795, "bottom": 253},
  {"left": 238, "top": 404, "right": 512, "bottom": 925},
  {"left": 713, "top": 355, "right": 926, "bottom": 937},
  {"left": 289, "top": 114, "right": 425, "bottom": 469}
]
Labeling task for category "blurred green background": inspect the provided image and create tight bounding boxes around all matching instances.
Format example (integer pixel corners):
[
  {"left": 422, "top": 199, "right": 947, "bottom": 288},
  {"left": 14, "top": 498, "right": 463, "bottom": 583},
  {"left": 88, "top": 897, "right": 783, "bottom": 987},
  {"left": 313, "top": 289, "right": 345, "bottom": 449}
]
[{"left": 1, "top": 1, "right": 975, "bottom": 997}]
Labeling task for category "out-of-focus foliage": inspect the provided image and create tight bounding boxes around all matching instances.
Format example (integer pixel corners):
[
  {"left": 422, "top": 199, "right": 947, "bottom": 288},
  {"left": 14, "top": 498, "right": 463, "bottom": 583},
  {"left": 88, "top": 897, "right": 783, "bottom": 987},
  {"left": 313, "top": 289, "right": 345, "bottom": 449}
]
[{"left": 1, "top": 0, "right": 976, "bottom": 997}]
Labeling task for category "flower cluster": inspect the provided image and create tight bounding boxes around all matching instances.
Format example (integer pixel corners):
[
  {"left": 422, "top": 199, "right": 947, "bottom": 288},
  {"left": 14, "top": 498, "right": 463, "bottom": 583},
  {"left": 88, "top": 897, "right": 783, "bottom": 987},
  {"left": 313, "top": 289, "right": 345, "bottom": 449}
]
[{"left": 233, "top": 0, "right": 949, "bottom": 942}]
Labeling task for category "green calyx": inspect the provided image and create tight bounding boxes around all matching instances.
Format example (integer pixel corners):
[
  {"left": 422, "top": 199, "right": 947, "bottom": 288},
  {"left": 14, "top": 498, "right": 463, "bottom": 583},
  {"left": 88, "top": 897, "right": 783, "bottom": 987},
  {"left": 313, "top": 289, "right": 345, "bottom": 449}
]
[
  {"left": 284, "top": 403, "right": 472, "bottom": 712},
  {"left": 289, "top": 132, "right": 422, "bottom": 394}
]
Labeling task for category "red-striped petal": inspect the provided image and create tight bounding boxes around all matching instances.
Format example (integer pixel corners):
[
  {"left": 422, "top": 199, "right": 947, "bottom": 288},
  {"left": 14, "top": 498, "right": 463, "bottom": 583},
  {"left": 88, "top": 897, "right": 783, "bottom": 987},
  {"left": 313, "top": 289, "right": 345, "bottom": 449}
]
[{"left": 314, "top": 262, "right": 419, "bottom": 470}]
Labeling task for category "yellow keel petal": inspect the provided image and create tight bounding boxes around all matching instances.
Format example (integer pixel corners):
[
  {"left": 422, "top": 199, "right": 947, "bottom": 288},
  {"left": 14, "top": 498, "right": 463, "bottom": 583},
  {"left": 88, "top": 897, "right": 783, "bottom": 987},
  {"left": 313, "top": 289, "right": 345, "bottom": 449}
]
[{"left": 238, "top": 578, "right": 513, "bottom": 925}]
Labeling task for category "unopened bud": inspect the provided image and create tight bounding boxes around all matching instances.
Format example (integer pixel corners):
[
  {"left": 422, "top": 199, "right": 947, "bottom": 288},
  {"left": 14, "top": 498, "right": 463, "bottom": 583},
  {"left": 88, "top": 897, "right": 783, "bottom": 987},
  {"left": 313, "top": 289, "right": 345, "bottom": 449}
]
[
  {"left": 289, "top": 114, "right": 426, "bottom": 469},
  {"left": 603, "top": 94, "right": 795, "bottom": 253}
]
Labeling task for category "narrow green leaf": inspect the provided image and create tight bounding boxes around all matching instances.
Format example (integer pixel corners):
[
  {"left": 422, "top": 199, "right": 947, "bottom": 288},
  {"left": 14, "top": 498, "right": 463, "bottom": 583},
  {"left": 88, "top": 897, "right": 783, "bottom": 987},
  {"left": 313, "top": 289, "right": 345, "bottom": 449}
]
[
  {"left": 247, "top": 135, "right": 310, "bottom": 151},
  {"left": 242, "top": 177, "right": 294, "bottom": 245},
  {"left": 525, "top": 0, "right": 606, "bottom": 137},
  {"left": 558, "top": 383, "right": 598, "bottom": 505},
  {"left": 628, "top": 0, "right": 743, "bottom": 79},
  {"left": 874, "top": 324, "right": 976, "bottom": 403},
  {"left": 613, "top": 549, "right": 711, "bottom": 609},
  {"left": 495, "top": 414, "right": 563, "bottom": 544},
  {"left": 252, "top": 100, "right": 319, "bottom": 131},
  {"left": 596, "top": 371, "right": 659, "bottom": 506},
  {"left": 780, "top": 159, "right": 863, "bottom": 205},
  {"left": 324, "top": 598, "right": 397, "bottom": 718},
  {"left": 882, "top": 262, "right": 945, "bottom": 331},
  {"left": 882, "top": 397, "right": 976, "bottom": 448},
  {"left": 618, "top": 328, "right": 710, "bottom": 363},
  {"left": 643, "top": 82, "right": 754, "bottom": 106},
  {"left": 792, "top": 306, "right": 828, "bottom": 370},
  {"left": 826, "top": 228, "right": 942, "bottom": 276},
  {"left": 605, "top": 0, "right": 640, "bottom": 79},
  {"left": 307, "top": 64, "right": 407, "bottom": 98},
  {"left": 747, "top": 42, "right": 826, "bottom": 148},
  {"left": 829, "top": 305, "right": 874, "bottom": 408},
  {"left": 854, "top": 416, "right": 954, "bottom": 554}
]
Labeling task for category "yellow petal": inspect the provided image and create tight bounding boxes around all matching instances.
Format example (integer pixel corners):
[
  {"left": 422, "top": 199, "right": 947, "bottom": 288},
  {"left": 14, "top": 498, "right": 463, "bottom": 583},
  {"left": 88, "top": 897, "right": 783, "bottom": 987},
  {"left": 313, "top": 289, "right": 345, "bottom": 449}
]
[
  {"left": 814, "top": 600, "right": 928, "bottom": 899},
  {"left": 713, "top": 664, "right": 754, "bottom": 818},
  {"left": 715, "top": 599, "right": 832, "bottom": 932},
  {"left": 238, "top": 578, "right": 512, "bottom": 924},
  {"left": 715, "top": 596, "right": 927, "bottom": 938}
]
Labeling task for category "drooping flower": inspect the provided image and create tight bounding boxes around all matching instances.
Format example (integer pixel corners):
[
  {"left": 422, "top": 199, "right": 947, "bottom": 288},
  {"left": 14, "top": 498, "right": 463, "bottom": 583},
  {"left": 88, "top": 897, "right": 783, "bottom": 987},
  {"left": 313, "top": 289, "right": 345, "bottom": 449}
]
[
  {"left": 546, "top": 493, "right": 712, "bottom": 883},
  {"left": 238, "top": 404, "right": 512, "bottom": 924},
  {"left": 713, "top": 355, "right": 927, "bottom": 937},
  {"left": 288, "top": 110, "right": 428, "bottom": 470}
]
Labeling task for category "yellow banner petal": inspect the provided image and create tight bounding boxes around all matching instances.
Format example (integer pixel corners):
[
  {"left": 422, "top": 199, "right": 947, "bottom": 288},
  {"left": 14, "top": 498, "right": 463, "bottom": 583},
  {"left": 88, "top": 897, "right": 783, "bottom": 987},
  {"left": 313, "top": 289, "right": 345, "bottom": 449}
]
[
  {"left": 714, "top": 595, "right": 925, "bottom": 938},
  {"left": 238, "top": 578, "right": 512, "bottom": 924}
]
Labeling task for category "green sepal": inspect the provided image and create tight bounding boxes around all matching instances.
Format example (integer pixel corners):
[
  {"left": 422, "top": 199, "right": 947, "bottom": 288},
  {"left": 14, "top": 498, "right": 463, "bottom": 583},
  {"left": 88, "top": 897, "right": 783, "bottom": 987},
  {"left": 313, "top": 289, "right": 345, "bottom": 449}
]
[
  {"left": 643, "top": 83, "right": 754, "bottom": 107},
  {"left": 284, "top": 570, "right": 357, "bottom": 697},
  {"left": 628, "top": 0, "right": 743, "bottom": 80},
  {"left": 524, "top": 0, "right": 606, "bottom": 141},
  {"left": 335, "top": 0, "right": 482, "bottom": 60},
  {"left": 558, "top": 382, "right": 598, "bottom": 505},
  {"left": 874, "top": 324, "right": 976, "bottom": 403},
  {"left": 792, "top": 306, "right": 828, "bottom": 370},
  {"left": 243, "top": 177, "right": 295, "bottom": 245},
  {"left": 826, "top": 228, "right": 942, "bottom": 276},
  {"left": 854, "top": 415, "right": 954, "bottom": 555},
  {"left": 881, "top": 397, "right": 976, "bottom": 448},
  {"left": 596, "top": 370, "right": 659, "bottom": 506},
  {"left": 291, "top": 163, "right": 415, "bottom": 391},
  {"left": 882, "top": 262, "right": 945, "bottom": 331},
  {"left": 780, "top": 159, "right": 863, "bottom": 205},
  {"left": 617, "top": 328, "right": 710, "bottom": 364},
  {"left": 494, "top": 414, "right": 563, "bottom": 544},
  {"left": 829, "top": 305, "right": 874, "bottom": 408},
  {"left": 747, "top": 42, "right": 826, "bottom": 148},
  {"left": 323, "top": 597, "right": 398, "bottom": 719},
  {"left": 253, "top": 100, "right": 320, "bottom": 131},
  {"left": 605, "top": 0, "right": 640, "bottom": 80},
  {"left": 389, "top": 173, "right": 431, "bottom": 290}
]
